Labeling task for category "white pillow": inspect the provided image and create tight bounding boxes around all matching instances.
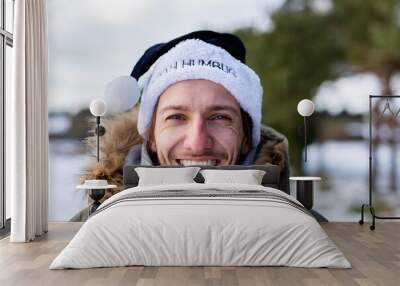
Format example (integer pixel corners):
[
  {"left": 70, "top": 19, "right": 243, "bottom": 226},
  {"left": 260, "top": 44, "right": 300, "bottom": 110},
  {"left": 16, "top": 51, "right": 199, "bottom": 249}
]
[
  {"left": 135, "top": 167, "right": 201, "bottom": 186},
  {"left": 200, "top": 169, "right": 266, "bottom": 185}
]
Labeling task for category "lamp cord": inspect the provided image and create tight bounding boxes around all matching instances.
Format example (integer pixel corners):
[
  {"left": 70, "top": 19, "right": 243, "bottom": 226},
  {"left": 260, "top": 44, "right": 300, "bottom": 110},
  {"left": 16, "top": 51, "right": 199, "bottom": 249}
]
[
  {"left": 304, "top": 116, "right": 307, "bottom": 163},
  {"left": 96, "top": 116, "right": 100, "bottom": 162}
]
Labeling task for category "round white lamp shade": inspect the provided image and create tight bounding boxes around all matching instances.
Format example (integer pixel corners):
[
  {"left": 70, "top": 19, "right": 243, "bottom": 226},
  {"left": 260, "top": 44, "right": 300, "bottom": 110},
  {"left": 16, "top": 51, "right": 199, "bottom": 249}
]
[
  {"left": 104, "top": 76, "right": 141, "bottom": 113},
  {"left": 297, "top": 99, "right": 315, "bottom": 117},
  {"left": 90, "top": 98, "right": 107, "bottom": 117}
]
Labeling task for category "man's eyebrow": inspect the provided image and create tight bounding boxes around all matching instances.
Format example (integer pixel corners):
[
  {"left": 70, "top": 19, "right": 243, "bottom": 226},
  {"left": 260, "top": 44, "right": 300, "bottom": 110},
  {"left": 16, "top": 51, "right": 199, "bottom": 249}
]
[
  {"left": 159, "top": 105, "right": 190, "bottom": 114},
  {"left": 209, "top": 105, "right": 240, "bottom": 115},
  {"left": 159, "top": 104, "right": 239, "bottom": 115}
]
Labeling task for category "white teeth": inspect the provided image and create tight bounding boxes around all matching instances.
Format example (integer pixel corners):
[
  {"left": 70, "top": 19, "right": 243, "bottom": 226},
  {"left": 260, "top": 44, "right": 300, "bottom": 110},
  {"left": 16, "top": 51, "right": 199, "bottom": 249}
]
[{"left": 180, "top": 160, "right": 217, "bottom": 166}]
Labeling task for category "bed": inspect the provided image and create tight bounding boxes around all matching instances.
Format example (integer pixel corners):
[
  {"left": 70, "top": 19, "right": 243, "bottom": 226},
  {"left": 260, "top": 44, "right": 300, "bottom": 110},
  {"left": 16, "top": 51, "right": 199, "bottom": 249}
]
[{"left": 50, "top": 165, "right": 350, "bottom": 269}]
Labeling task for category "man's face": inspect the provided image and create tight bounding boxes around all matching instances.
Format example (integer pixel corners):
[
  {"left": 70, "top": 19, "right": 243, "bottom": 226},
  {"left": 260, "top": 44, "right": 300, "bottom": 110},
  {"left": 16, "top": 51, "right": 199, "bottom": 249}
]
[{"left": 149, "top": 79, "right": 249, "bottom": 166}]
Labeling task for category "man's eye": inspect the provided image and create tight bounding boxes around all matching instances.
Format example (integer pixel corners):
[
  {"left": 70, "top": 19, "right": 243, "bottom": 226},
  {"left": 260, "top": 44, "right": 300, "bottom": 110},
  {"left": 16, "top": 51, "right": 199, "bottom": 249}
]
[
  {"left": 211, "top": 114, "right": 232, "bottom": 121},
  {"left": 166, "top": 114, "right": 185, "bottom": 121}
]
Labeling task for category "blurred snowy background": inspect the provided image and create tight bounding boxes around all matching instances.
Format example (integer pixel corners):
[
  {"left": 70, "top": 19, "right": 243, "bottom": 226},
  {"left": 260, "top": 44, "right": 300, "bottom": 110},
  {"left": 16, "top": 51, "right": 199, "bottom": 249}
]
[{"left": 47, "top": 0, "right": 400, "bottom": 221}]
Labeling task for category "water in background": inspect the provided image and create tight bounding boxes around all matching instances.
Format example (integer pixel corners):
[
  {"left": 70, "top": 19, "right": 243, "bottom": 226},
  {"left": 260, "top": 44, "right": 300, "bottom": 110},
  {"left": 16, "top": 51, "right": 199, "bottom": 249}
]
[
  {"left": 49, "top": 139, "right": 91, "bottom": 221},
  {"left": 305, "top": 141, "right": 400, "bottom": 221},
  {"left": 49, "top": 139, "right": 400, "bottom": 222}
]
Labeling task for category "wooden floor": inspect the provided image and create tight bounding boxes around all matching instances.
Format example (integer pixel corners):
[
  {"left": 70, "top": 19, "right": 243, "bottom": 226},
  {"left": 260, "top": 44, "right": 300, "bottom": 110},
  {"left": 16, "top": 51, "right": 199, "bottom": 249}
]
[{"left": 0, "top": 222, "right": 399, "bottom": 286}]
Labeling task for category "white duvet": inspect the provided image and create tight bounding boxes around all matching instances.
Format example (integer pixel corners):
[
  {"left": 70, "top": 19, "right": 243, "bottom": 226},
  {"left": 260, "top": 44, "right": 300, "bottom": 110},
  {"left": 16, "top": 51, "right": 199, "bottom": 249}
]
[{"left": 50, "top": 183, "right": 351, "bottom": 269}]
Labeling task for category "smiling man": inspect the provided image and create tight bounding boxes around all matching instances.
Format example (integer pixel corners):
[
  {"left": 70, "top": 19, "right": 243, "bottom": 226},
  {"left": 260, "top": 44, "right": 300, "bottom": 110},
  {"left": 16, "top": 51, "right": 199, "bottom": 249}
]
[
  {"left": 148, "top": 79, "right": 250, "bottom": 167},
  {"left": 73, "top": 31, "right": 290, "bottom": 221}
]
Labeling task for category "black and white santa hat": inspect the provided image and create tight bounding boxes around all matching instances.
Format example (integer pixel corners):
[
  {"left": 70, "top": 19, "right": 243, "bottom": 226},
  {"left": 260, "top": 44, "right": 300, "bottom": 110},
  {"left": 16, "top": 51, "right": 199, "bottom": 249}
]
[{"left": 105, "top": 30, "right": 263, "bottom": 149}]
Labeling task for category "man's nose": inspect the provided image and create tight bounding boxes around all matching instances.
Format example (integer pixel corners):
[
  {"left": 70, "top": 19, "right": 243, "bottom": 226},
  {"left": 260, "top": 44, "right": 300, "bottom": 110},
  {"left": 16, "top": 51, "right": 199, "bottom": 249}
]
[{"left": 183, "top": 119, "right": 213, "bottom": 152}]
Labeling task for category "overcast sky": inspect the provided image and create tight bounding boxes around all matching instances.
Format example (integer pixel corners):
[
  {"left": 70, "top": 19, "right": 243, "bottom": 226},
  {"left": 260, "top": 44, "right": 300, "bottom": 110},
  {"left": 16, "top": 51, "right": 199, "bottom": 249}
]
[{"left": 47, "top": 0, "right": 399, "bottom": 116}]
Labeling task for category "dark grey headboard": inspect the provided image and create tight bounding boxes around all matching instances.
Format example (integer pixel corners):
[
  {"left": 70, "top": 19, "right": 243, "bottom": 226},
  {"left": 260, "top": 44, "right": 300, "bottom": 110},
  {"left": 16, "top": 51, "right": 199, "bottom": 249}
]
[{"left": 123, "top": 164, "right": 288, "bottom": 194}]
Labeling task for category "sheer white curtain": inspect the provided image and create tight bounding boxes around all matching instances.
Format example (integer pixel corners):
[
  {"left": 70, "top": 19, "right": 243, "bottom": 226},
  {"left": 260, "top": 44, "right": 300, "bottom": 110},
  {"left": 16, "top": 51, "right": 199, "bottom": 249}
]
[{"left": 7, "top": 0, "right": 49, "bottom": 242}]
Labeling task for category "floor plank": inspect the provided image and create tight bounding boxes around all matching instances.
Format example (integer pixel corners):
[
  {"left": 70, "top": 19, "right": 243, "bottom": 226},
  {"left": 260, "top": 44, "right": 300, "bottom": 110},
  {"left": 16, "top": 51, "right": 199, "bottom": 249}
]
[{"left": 0, "top": 222, "right": 399, "bottom": 286}]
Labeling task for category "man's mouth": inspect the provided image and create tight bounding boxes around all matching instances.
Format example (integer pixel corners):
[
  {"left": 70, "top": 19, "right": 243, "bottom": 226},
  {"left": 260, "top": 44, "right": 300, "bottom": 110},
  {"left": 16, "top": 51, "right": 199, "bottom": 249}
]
[{"left": 176, "top": 159, "right": 220, "bottom": 166}]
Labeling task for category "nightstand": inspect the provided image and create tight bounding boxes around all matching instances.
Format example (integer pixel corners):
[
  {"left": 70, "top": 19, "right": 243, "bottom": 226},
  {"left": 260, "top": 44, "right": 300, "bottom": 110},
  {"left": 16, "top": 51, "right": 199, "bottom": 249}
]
[
  {"left": 77, "top": 180, "right": 117, "bottom": 215},
  {"left": 289, "top": 176, "right": 322, "bottom": 210}
]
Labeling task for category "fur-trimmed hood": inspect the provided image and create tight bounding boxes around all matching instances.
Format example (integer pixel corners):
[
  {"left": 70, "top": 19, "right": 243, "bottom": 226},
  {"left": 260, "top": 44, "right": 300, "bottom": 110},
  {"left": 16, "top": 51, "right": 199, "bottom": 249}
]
[{"left": 82, "top": 107, "right": 289, "bottom": 201}]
